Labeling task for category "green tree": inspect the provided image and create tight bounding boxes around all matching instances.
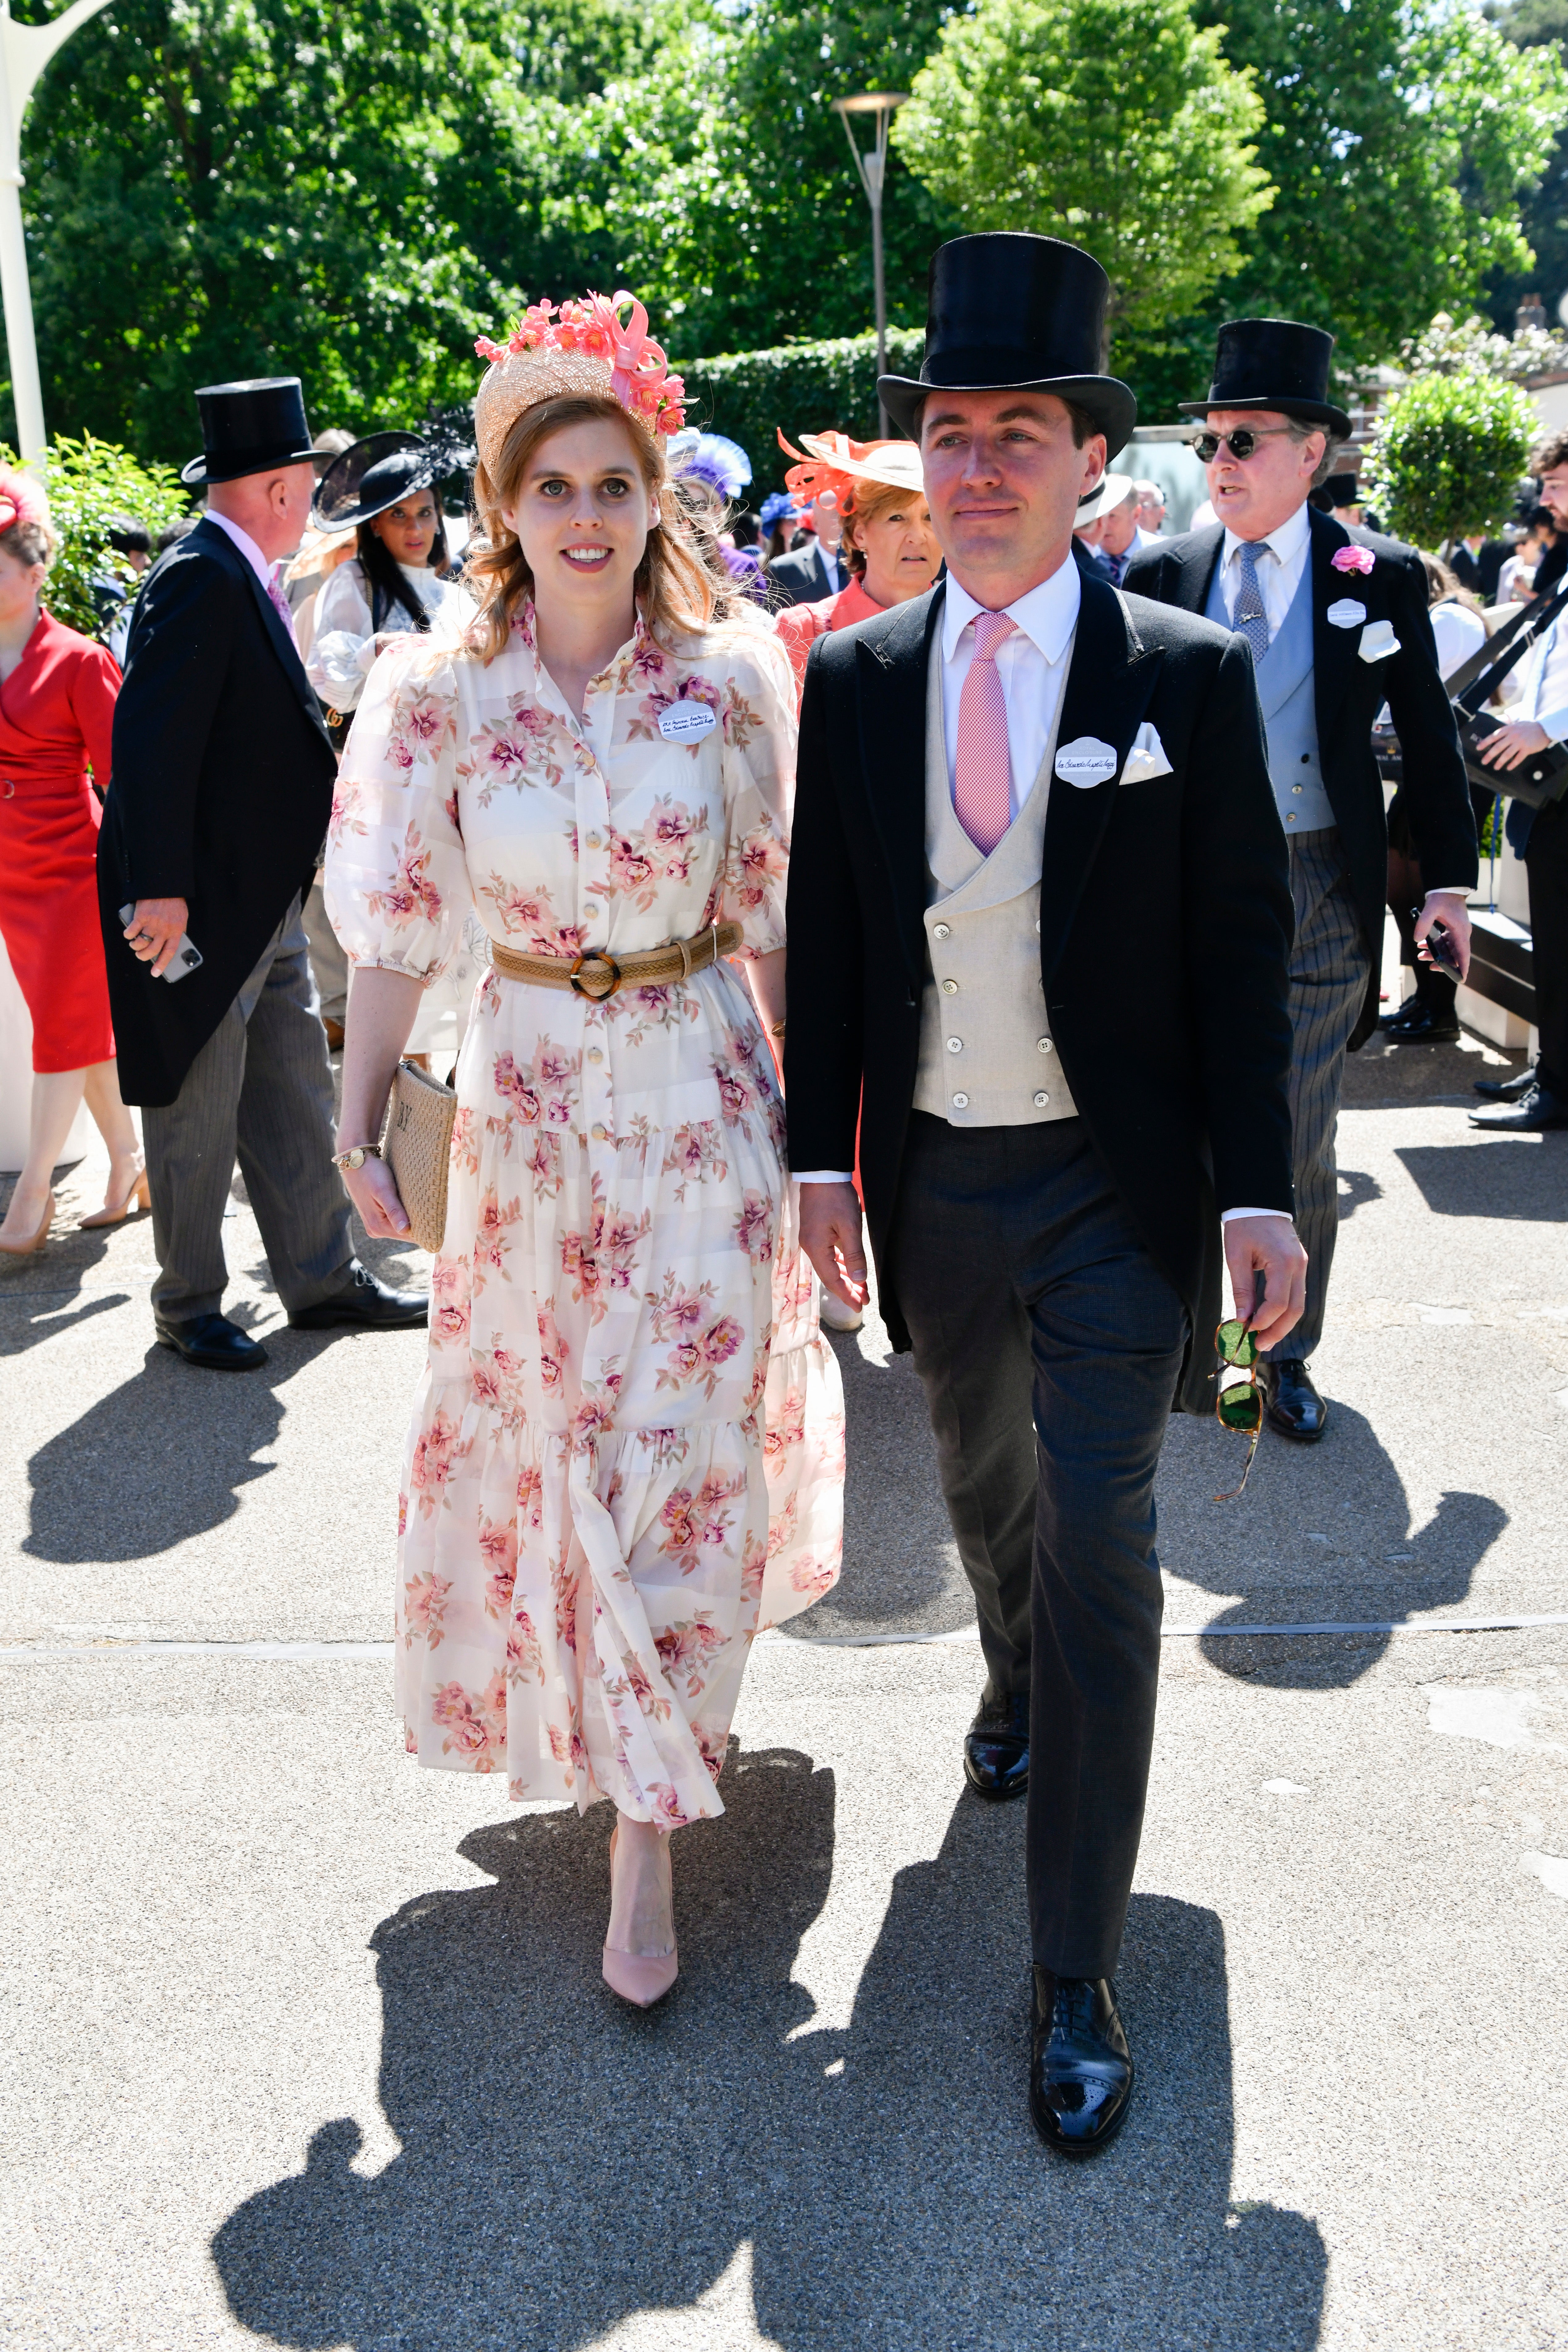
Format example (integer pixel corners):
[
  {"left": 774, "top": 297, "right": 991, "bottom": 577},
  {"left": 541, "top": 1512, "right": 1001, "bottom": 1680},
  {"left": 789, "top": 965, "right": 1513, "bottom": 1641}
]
[
  {"left": 1361, "top": 369, "right": 1537, "bottom": 548},
  {"left": 891, "top": 0, "right": 1273, "bottom": 357},
  {"left": 1484, "top": 0, "right": 1568, "bottom": 327}
]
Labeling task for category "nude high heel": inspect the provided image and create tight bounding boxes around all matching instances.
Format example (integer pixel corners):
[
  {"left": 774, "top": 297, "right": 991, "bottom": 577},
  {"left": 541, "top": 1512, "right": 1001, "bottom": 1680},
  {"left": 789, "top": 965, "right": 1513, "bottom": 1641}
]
[
  {"left": 80, "top": 1163, "right": 150, "bottom": 1230},
  {"left": 602, "top": 1824, "right": 679, "bottom": 2009},
  {"left": 0, "top": 1189, "right": 54, "bottom": 1256}
]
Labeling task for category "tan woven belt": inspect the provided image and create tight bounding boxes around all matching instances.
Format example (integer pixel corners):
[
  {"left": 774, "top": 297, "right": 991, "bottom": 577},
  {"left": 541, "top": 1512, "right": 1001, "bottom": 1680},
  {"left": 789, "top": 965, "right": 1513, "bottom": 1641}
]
[{"left": 489, "top": 921, "right": 743, "bottom": 1001}]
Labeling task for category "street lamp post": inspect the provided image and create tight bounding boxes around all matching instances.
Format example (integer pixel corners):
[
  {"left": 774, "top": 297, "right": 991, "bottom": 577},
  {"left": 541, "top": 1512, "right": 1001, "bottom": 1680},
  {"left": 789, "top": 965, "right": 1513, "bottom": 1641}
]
[
  {"left": 0, "top": 0, "right": 112, "bottom": 462},
  {"left": 830, "top": 92, "right": 908, "bottom": 437}
]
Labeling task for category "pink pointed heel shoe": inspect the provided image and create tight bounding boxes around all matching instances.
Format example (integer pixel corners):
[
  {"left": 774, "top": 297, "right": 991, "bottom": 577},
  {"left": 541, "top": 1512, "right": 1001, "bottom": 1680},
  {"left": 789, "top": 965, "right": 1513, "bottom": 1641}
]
[
  {"left": 80, "top": 1163, "right": 150, "bottom": 1230},
  {"left": 603, "top": 1825, "right": 679, "bottom": 2009},
  {"left": 0, "top": 1189, "right": 54, "bottom": 1256}
]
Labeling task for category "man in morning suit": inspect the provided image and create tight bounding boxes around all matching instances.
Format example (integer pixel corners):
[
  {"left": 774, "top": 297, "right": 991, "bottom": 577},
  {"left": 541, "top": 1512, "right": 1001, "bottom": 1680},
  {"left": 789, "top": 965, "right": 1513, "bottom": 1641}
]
[
  {"left": 767, "top": 501, "right": 848, "bottom": 606},
  {"left": 1126, "top": 322, "right": 1478, "bottom": 1442},
  {"left": 785, "top": 234, "right": 1305, "bottom": 2155},
  {"left": 98, "top": 377, "right": 426, "bottom": 1371}
]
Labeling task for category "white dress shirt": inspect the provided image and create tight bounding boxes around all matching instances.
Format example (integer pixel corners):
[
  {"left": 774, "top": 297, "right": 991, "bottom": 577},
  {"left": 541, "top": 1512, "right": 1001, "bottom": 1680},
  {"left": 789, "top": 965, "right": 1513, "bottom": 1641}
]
[
  {"left": 204, "top": 508, "right": 282, "bottom": 597},
  {"left": 1216, "top": 497, "right": 1311, "bottom": 645},
  {"left": 1508, "top": 604, "right": 1568, "bottom": 744}
]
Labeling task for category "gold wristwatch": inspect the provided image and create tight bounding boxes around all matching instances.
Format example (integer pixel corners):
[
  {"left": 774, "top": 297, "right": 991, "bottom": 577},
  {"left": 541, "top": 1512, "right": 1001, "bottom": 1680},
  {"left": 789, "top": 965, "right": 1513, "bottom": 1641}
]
[{"left": 332, "top": 1145, "right": 381, "bottom": 1171}]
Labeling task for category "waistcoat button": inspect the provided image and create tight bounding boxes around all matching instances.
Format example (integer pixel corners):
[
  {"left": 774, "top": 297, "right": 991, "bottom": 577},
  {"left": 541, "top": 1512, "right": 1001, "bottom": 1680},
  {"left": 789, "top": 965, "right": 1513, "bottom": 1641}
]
[
  {"left": 1037, "top": 1037, "right": 1052, "bottom": 1053},
  {"left": 1033, "top": 1091, "right": 1050, "bottom": 1107},
  {"left": 933, "top": 922, "right": 951, "bottom": 939},
  {"left": 945, "top": 1036, "right": 962, "bottom": 1054},
  {"left": 951, "top": 1091, "right": 969, "bottom": 1108},
  {"left": 942, "top": 978, "right": 958, "bottom": 994}
]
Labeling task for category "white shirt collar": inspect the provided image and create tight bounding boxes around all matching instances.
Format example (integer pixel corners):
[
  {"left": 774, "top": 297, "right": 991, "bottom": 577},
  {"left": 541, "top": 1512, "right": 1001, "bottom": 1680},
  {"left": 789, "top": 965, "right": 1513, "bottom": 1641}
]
[
  {"left": 1221, "top": 496, "right": 1310, "bottom": 570},
  {"left": 204, "top": 508, "right": 279, "bottom": 593},
  {"left": 942, "top": 552, "right": 1081, "bottom": 667}
]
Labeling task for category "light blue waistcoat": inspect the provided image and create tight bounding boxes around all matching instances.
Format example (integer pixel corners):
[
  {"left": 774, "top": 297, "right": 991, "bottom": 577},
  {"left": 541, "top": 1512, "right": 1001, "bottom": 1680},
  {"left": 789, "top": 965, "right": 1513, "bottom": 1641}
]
[{"left": 1206, "top": 550, "right": 1337, "bottom": 835}]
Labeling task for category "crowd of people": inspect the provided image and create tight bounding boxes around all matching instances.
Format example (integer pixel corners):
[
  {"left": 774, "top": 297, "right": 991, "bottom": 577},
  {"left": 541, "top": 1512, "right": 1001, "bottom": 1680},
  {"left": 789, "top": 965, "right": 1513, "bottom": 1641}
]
[{"left": 0, "top": 232, "right": 1562, "bottom": 2161}]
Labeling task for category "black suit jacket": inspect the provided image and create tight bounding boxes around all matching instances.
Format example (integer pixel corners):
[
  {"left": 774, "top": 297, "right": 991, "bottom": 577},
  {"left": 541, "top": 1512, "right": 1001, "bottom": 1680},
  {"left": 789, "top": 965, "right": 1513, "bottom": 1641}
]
[
  {"left": 1124, "top": 507, "right": 1477, "bottom": 1047},
  {"left": 96, "top": 517, "right": 337, "bottom": 1105},
  {"left": 1451, "top": 539, "right": 1508, "bottom": 602},
  {"left": 767, "top": 542, "right": 842, "bottom": 609},
  {"left": 784, "top": 574, "right": 1296, "bottom": 1410}
]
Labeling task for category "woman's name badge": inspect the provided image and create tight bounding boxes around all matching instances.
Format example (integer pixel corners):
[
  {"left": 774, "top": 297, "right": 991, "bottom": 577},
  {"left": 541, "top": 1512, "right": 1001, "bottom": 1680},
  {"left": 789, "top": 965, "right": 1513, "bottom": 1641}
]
[
  {"left": 658, "top": 702, "right": 717, "bottom": 742},
  {"left": 1055, "top": 736, "right": 1119, "bottom": 787},
  {"left": 1326, "top": 598, "right": 1368, "bottom": 629}
]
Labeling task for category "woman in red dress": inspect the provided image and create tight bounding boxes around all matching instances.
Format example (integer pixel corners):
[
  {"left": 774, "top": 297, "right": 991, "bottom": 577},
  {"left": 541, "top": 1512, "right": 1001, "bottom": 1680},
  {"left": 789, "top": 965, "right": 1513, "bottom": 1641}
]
[
  {"left": 0, "top": 468, "right": 142, "bottom": 1254},
  {"left": 773, "top": 432, "right": 941, "bottom": 696}
]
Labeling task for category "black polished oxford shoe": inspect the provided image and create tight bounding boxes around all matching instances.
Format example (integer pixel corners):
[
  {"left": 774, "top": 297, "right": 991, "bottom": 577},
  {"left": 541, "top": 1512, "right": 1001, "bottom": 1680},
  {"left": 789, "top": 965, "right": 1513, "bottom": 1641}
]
[
  {"left": 289, "top": 1259, "right": 429, "bottom": 1331},
  {"left": 1029, "top": 1968, "right": 1134, "bottom": 2157},
  {"left": 1262, "top": 1357, "right": 1327, "bottom": 1442},
  {"left": 1473, "top": 1064, "right": 1537, "bottom": 1102},
  {"left": 1381, "top": 1000, "right": 1459, "bottom": 1044},
  {"left": 1469, "top": 1083, "right": 1568, "bottom": 1133},
  {"left": 154, "top": 1312, "right": 269, "bottom": 1372},
  {"left": 963, "top": 1692, "right": 1030, "bottom": 1802}
]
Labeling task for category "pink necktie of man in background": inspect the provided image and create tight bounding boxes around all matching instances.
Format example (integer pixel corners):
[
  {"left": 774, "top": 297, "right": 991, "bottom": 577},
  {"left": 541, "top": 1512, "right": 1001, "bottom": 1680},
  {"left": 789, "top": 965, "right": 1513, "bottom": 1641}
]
[
  {"left": 953, "top": 609, "right": 1015, "bottom": 856},
  {"left": 266, "top": 573, "right": 297, "bottom": 647}
]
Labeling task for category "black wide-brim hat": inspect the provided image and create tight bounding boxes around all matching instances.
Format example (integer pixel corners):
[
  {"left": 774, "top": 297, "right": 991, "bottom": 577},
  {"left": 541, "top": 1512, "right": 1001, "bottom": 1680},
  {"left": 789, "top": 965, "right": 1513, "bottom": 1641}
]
[
  {"left": 1179, "top": 319, "right": 1353, "bottom": 438},
  {"left": 181, "top": 377, "right": 317, "bottom": 486},
  {"left": 314, "top": 432, "right": 444, "bottom": 533},
  {"left": 878, "top": 234, "right": 1136, "bottom": 457}
]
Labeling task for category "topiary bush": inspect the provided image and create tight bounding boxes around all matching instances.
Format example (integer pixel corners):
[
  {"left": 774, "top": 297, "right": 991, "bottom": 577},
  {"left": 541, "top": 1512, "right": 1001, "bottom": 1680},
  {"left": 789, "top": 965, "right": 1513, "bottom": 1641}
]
[
  {"left": 1361, "top": 369, "right": 1537, "bottom": 550},
  {"left": 673, "top": 329, "right": 926, "bottom": 499},
  {"left": 4, "top": 435, "right": 190, "bottom": 639}
]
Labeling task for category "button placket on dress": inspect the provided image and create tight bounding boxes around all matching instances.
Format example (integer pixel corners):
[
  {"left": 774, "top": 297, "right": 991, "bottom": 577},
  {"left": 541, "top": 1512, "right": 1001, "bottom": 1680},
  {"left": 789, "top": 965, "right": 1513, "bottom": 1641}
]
[{"left": 576, "top": 665, "right": 619, "bottom": 1151}]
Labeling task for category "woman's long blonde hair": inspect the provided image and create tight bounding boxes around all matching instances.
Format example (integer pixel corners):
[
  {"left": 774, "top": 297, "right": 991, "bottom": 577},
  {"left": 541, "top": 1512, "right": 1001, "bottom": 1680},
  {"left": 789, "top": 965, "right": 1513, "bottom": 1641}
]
[{"left": 466, "top": 392, "right": 715, "bottom": 661}]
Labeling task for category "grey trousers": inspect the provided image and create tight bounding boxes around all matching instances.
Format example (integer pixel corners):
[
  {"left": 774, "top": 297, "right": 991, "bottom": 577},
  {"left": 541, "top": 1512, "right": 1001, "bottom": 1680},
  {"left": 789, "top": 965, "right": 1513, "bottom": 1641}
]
[
  {"left": 887, "top": 1112, "right": 1190, "bottom": 1977},
  {"left": 1268, "top": 828, "right": 1372, "bottom": 1364},
  {"left": 301, "top": 880, "right": 349, "bottom": 1027},
  {"left": 142, "top": 896, "right": 354, "bottom": 1324}
]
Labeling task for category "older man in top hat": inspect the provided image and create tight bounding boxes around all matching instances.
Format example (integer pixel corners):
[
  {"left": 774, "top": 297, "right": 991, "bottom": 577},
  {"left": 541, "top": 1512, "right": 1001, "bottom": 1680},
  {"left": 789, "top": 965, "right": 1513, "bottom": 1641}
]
[
  {"left": 1126, "top": 321, "right": 1477, "bottom": 1443},
  {"left": 98, "top": 377, "right": 426, "bottom": 1370},
  {"left": 786, "top": 232, "right": 1304, "bottom": 2153}
]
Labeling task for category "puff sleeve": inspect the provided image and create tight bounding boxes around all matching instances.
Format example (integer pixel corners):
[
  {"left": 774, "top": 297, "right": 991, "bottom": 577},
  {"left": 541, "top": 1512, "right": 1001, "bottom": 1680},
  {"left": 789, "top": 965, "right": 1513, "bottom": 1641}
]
[
  {"left": 324, "top": 638, "right": 471, "bottom": 983},
  {"left": 717, "top": 637, "right": 796, "bottom": 959}
]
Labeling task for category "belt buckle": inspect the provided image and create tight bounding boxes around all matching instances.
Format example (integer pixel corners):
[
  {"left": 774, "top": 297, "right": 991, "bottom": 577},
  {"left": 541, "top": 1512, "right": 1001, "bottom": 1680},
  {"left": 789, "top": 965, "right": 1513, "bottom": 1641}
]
[{"left": 569, "top": 950, "right": 622, "bottom": 1001}]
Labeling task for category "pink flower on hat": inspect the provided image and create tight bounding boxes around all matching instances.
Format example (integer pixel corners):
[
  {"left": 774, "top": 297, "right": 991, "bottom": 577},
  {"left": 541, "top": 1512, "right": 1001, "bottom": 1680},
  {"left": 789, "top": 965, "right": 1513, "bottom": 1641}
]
[{"left": 1331, "top": 544, "right": 1375, "bottom": 576}]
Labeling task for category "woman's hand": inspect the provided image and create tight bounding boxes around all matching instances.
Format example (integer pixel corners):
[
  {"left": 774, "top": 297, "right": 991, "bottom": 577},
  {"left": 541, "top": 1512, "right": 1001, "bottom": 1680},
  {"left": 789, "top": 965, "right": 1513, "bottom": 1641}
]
[{"left": 338, "top": 1151, "right": 411, "bottom": 1239}]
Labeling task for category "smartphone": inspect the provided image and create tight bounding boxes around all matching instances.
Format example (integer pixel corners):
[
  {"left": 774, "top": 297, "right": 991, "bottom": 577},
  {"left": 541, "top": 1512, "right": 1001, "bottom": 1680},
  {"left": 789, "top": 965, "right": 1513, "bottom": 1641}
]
[
  {"left": 118, "top": 904, "right": 204, "bottom": 984},
  {"left": 1413, "top": 910, "right": 1464, "bottom": 982}
]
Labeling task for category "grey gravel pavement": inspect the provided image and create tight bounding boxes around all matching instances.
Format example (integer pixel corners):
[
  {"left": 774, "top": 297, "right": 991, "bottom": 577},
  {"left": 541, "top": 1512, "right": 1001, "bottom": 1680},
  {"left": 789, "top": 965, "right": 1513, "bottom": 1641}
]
[{"left": 2, "top": 1022, "right": 1566, "bottom": 2350}]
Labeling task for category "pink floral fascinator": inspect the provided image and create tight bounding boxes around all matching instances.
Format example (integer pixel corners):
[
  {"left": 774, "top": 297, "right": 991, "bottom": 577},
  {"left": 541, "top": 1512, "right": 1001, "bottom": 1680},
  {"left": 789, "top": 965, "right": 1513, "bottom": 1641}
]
[
  {"left": 473, "top": 293, "right": 686, "bottom": 478},
  {"left": 0, "top": 464, "right": 48, "bottom": 537}
]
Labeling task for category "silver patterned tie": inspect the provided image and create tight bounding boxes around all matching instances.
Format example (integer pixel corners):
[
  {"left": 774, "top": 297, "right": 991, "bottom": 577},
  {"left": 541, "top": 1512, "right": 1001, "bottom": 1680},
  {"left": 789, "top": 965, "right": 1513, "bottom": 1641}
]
[{"left": 1234, "top": 540, "right": 1272, "bottom": 663}]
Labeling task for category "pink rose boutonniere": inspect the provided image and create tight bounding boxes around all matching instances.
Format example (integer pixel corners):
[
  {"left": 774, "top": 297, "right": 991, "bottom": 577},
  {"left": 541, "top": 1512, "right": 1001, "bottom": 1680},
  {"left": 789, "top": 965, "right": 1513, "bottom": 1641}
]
[{"left": 1331, "top": 545, "right": 1375, "bottom": 577}]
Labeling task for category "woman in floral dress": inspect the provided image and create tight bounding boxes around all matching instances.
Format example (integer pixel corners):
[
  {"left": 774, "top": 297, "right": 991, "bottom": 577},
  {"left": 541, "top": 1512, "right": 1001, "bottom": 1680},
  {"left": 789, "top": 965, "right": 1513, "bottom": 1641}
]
[{"left": 327, "top": 293, "right": 844, "bottom": 2007}]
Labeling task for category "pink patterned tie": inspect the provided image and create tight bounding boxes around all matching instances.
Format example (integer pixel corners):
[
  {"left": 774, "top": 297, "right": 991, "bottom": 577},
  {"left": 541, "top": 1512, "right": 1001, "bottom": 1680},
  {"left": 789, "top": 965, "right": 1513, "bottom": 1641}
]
[
  {"left": 953, "top": 610, "right": 1015, "bottom": 855},
  {"left": 267, "top": 572, "right": 297, "bottom": 646}
]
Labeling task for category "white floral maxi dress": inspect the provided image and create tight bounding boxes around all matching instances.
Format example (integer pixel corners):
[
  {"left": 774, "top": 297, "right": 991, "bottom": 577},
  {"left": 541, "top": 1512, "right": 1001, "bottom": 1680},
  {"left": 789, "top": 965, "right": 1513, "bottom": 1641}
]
[{"left": 326, "top": 610, "right": 845, "bottom": 1826}]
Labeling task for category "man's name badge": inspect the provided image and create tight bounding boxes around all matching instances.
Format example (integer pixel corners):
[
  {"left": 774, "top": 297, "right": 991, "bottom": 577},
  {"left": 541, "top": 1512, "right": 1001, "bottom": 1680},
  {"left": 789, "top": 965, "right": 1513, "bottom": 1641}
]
[
  {"left": 1326, "top": 598, "right": 1368, "bottom": 629},
  {"left": 1055, "top": 736, "right": 1119, "bottom": 787},
  {"left": 658, "top": 702, "right": 717, "bottom": 741}
]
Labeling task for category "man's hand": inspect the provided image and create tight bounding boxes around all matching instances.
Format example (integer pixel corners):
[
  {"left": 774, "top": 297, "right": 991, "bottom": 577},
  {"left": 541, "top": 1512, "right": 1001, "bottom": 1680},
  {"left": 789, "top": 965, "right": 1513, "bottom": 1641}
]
[
  {"left": 1413, "top": 887, "right": 1471, "bottom": 983},
  {"left": 798, "top": 1180, "right": 868, "bottom": 1312},
  {"left": 1476, "top": 718, "right": 1549, "bottom": 772},
  {"left": 123, "top": 897, "right": 189, "bottom": 980},
  {"left": 1222, "top": 1213, "right": 1307, "bottom": 1352}
]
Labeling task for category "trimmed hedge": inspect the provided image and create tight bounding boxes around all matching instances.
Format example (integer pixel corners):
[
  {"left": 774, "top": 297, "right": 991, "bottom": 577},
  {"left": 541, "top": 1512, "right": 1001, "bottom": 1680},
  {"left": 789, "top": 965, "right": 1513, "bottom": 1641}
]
[
  {"left": 673, "top": 328, "right": 927, "bottom": 502},
  {"left": 1361, "top": 368, "right": 1538, "bottom": 548}
]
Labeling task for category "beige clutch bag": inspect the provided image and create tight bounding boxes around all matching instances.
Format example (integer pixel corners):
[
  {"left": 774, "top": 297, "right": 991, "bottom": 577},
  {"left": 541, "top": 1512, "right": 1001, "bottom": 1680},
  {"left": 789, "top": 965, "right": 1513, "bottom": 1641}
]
[{"left": 383, "top": 1058, "right": 457, "bottom": 1255}]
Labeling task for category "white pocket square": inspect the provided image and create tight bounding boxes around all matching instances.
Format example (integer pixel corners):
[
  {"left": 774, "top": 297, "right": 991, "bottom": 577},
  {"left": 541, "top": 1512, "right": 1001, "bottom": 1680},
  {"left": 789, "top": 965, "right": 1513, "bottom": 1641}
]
[
  {"left": 1358, "top": 620, "right": 1400, "bottom": 663},
  {"left": 1119, "top": 722, "right": 1174, "bottom": 784}
]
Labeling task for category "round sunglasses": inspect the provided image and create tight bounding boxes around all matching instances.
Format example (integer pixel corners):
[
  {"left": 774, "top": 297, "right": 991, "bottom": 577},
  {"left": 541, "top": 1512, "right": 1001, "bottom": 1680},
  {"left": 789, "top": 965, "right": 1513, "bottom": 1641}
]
[{"left": 1192, "top": 426, "right": 1298, "bottom": 464}]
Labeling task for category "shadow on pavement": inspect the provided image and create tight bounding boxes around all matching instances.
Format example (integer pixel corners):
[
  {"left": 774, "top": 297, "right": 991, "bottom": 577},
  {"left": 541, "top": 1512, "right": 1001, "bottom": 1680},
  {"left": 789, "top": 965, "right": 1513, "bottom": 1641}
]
[
  {"left": 1334, "top": 1165, "right": 1382, "bottom": 1221},
  {"left": 213, "top": 1753, "right": 1324, "bottom": 2351},
  {"left": 1157, "top": 1403, "right": 1506, "bottom": 1688},
  {"left": 1395, "top": 1136, "right": 1566, "bottom": 1220}
]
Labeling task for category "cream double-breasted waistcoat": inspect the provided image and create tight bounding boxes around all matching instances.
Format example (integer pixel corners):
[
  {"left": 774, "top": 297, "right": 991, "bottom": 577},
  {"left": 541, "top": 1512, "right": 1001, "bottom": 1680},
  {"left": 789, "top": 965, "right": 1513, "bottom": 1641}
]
[{"left": 912, "top": 627, "right": 1081, "bottom": 1128}]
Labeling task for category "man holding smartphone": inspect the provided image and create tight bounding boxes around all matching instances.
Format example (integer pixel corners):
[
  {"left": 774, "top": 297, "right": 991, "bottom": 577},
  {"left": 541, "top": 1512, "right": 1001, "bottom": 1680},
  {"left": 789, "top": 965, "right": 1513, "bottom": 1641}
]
[{"left": 100, "top": 378, "right": 426, "bottom": 1370}]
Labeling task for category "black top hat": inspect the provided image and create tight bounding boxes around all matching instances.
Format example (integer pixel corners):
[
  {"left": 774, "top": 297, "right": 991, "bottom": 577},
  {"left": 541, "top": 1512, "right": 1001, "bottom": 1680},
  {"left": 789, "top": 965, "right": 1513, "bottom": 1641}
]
[
  {"left": 314, "top": 424, "right": 478, "bottom": 534},
  {"left": 181, "top": 377, "right": 317, "bottom": 487},
  {"left": 1179, "top": 319, "right": 1353, "bottom": 438},
  {"left": 878, "top": 234, "right": 1136, "bottom": 456}
]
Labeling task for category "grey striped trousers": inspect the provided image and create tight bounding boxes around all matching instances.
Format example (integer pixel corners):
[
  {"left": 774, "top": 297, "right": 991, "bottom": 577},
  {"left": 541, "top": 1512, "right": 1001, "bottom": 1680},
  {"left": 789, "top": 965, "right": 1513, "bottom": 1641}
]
[
  {"left": 142, "top": 895, "right": 353, "bottom": 1324},
  {"left": 1269, "top": 827, "right": 1372, "bottom": 1363}
]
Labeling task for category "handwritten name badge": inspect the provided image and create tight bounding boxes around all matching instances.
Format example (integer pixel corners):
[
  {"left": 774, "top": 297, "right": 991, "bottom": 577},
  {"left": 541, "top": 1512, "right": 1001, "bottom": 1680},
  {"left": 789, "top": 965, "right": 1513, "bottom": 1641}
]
[
  {"left": 1326, "top": 598, "right": 1368, "bottom": 630},
  {"left": 1055, "top": 736, "right": 1119, "bottom": 788},
  {"left": 658, "top": 702, "right": 717, "bottom": 742}
]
